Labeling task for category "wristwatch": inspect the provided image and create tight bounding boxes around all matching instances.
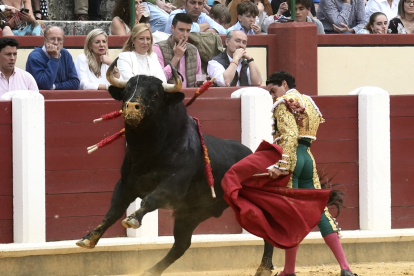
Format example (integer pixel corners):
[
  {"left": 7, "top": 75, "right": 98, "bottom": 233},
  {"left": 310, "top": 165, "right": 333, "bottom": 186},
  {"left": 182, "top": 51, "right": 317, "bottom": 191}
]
[{"left": 247, "top": 58, "right": 254, "bottom": 63}]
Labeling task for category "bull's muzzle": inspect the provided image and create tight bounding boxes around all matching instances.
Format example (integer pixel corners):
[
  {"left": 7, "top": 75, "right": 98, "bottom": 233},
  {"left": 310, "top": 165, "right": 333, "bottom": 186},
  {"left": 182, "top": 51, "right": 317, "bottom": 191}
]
[{"left": 123, "top": 102, "right": 144, "bottom": 126}]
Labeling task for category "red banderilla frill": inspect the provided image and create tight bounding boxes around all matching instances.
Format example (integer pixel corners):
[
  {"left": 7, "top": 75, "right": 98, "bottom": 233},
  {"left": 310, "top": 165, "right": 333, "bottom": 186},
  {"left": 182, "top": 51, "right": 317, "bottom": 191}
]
[
  {"left": 185, "top": 77, "right": 216, "bottom": 107},
  {"left": 87, "top": 128, "right": 125, "bottom": 154},
  {"left": 93, "top": 110, "right": 123, "bottom": 123}
]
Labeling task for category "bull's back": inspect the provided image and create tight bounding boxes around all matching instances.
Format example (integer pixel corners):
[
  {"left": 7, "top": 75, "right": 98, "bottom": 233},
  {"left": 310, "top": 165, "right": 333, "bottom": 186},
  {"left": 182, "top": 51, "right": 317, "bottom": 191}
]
[{"left": 204, "top": 135, "right": 252, "bottom": 176}]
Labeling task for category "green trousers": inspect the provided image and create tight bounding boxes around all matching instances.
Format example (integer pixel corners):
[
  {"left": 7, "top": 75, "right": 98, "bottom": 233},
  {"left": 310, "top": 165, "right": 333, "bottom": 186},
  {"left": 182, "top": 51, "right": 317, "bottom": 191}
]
[{"left": 291, "top": 141, "right": 339, "bottom": 237}]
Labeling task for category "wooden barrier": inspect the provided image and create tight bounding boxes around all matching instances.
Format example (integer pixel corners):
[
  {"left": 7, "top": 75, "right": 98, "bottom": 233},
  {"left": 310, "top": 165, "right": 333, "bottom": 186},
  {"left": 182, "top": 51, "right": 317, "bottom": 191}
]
[
  {"left": 390, "top": 95, "right": 414, "bottom": 229},
  {"left": 313, "top": 96, "right": 359, "bottom": 230},
  {"left": 0, "top": 101, "right": 13, "bottom": 243},
  {"left": 2, "top": 91, "right": 414, "bottom": 242}
]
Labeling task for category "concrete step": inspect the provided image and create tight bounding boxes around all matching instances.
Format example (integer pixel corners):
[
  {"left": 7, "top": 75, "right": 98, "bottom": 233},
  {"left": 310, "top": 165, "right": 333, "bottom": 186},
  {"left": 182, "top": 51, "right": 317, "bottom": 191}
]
[
  {"left": 42, "top": 20, "right": 112, "bottom": 36},
  {"left": 1, "top": 229, "right": 414, "bottom": 276}
]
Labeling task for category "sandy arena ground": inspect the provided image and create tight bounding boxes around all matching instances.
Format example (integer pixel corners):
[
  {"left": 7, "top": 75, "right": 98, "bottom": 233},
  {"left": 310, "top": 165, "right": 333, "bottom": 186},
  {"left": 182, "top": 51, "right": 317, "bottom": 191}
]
[{"left": 157, "top": 262, "right": 414, "bottom": 276}]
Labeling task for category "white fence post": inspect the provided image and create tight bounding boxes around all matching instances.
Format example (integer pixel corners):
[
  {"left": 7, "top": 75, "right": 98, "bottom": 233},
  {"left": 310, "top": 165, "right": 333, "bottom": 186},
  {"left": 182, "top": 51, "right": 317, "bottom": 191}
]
[
  {"left": 126, "top": 200, "right": 158, "bottom": 237},
  {"left": 1, "top": 90, "right": 46, "bottom": 243},
  {"left": 349, "top": 86, "right": 391, "bottom": 230},
  {"left": 231, "top": 87, "right": 273, "bottom": 152}
]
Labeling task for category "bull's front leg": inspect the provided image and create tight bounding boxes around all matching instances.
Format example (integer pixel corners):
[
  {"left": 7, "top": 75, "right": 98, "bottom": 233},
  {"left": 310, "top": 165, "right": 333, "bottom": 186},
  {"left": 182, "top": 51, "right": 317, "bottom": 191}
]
[
  {"left": 254, "top": 240, "right": 275, "bottom": 276},
  {"left": 121, "top": 175, "right": 189, "bottom": 230},
  {"left": 76, "top": 179, "right": 136, "bottom": 249}
]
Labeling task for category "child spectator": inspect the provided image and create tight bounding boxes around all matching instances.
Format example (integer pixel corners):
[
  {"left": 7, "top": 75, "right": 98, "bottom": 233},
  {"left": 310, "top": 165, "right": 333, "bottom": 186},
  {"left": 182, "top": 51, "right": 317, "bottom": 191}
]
[
  {"left": 357, "top": 11, "right": 388, "bottom": 33},
  {"left": 289, "top": 0, "right": 324, "bottom": 33},
  {"left": 227, "top": 0, "right": 273, "bottom": 28},
  {"left": 209, "top": 3, "right": 231, "bottom": 28},
  {"left": 227, "top": 1, "right": 261, "bottom": 34},
  {"left": 262, "top": 0, "right": 324, "bottom": 33}
]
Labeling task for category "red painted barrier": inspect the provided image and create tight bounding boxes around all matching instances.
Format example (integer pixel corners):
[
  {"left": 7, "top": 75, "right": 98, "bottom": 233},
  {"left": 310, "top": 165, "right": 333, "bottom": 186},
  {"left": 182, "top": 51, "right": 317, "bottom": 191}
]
[
  {"left": 390, "top": 95, "right": 414, "bottom": 229},
  {"left": 0, "top": 101, "right": 13, "bottom": 243},
  {"left": 313, "top": 96, "right": 359, "bottom": 230},
  {"left": 2, "top": 92, "right": 413, "bottom": 242}
]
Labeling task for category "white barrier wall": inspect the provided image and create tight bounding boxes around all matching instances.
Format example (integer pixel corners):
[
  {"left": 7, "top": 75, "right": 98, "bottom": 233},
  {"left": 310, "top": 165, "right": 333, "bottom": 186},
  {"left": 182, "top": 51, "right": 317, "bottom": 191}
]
[
  {"left": 349, "top": 87, "right": 391, "bottom": 230},
  {"left": 1, "top": 91, "right": 46, "bottom": 243}
]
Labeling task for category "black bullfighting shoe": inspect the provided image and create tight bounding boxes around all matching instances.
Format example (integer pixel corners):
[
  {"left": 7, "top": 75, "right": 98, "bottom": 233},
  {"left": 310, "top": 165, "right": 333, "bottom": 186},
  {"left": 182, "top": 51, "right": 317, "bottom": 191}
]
[
  {"left": 341, "top": 269, "right": 358, "bottom": 276},
  {"left": 274, "top": 273, "right": 296, "bottom": 276}
]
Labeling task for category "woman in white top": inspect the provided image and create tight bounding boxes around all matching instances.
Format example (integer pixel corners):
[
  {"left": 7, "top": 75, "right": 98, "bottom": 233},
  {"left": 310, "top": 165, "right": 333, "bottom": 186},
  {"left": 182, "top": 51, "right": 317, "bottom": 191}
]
[
  {"left": 117, "top": 23, "right": 166, "bottom": 82},
  {"left": 75, "top": 29, "right": 116, "bottom": 90}
]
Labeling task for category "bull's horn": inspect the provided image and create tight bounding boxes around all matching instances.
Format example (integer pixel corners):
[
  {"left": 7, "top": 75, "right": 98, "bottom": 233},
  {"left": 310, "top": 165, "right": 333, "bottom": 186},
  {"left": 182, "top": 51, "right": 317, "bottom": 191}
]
[
  {"left": 162, "top": 63, "right": 182, "bottom": 93},
  {"left": 106, "top": 57, "right": 128, "bottom": 88}
]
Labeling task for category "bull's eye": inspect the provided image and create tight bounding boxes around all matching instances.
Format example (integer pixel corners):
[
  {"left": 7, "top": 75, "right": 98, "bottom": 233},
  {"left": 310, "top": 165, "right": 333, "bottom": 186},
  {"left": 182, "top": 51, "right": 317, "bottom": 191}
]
[
  {"left": 153, "top": 94, "right": 158, "bottom": 99},
  {"left": 135, "top": 105, "right": 139, "bottom": 110},
  {"left": 125, "top": 103, "right": 129, "bottom": 108}
]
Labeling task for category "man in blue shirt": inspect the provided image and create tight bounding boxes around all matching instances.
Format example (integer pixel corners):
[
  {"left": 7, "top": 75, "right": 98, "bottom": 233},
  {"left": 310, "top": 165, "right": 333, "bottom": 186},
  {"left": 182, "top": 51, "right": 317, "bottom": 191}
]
[
  {"left": 26, "top": 26, "right": 79, "bottom": 90},
  {"left": 164, "top": 0, "right": 227, "bottom": 34}
]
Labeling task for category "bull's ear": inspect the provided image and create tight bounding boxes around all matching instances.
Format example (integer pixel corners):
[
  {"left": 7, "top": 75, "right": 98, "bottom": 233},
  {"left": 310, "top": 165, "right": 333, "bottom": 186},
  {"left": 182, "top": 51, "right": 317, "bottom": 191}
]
[
  {"left": 165, "top": 92, "right": 185, "bottom": 105},
  {"left": 108, "top": 86, "right": 124, "bottom": 101}
]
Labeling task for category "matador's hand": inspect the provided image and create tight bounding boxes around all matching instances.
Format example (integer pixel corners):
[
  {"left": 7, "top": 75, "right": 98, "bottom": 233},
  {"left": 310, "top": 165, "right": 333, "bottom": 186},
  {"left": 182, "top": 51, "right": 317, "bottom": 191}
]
[{"left": 268, "top": 167, "right": 289, "bottom": 179}]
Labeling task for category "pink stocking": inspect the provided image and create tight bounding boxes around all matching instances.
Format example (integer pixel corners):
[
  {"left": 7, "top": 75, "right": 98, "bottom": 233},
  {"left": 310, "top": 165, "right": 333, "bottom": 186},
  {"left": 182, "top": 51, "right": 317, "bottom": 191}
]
[
  {"left": 323, "top": 232, "right": 351, "bottom": 271},
  {"left": 279, "top": 245, "right": 299, "bottom": 275}
]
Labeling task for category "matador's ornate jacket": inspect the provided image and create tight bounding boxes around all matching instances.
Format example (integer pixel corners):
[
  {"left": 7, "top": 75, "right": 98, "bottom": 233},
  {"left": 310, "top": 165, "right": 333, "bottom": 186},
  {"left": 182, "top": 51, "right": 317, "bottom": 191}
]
[{"left": 270, "top": 89, "right": 325, "bottom": 188}]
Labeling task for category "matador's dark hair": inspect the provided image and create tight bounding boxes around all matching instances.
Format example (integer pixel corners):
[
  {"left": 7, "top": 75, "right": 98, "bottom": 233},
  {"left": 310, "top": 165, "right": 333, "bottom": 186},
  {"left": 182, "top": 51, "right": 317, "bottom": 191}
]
[{"left": 266, "top": 71, "right": 296, "bottom": 89}]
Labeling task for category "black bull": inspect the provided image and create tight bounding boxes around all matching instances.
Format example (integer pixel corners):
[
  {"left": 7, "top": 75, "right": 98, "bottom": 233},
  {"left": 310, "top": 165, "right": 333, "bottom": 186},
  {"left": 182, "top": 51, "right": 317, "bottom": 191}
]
[{"left": 76, "top": 74, "right": 267, "bottom": 275}]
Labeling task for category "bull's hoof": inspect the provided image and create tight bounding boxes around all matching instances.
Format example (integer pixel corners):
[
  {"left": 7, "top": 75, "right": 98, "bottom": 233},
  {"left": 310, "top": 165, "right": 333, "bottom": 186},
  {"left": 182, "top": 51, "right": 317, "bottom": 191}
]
[
  {"left": 76, "top": 239, "right": 95, "bottom": 249},
  {"left": 122, "top": 217, "right": 141, "bottom": 229}
]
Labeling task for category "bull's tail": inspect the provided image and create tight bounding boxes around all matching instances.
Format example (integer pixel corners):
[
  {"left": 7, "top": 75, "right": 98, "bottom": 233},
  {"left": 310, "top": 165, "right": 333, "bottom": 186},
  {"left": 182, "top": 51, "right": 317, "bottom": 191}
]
[
  {"left": 319, "top": 172, "right": 345, "bottom": 217},
  {"left": 327, "top": 190, "right": 345, "bottom": 217}
]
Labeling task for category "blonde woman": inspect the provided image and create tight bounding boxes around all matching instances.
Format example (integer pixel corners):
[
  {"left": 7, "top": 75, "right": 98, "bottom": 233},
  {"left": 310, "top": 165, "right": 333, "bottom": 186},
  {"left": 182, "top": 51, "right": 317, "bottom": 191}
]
[
  {"left": 117, "top": 23, "right": 166, "bottom": 82},
  {"left": 75, "top": 29, "right": 114, "bottom": 90}
]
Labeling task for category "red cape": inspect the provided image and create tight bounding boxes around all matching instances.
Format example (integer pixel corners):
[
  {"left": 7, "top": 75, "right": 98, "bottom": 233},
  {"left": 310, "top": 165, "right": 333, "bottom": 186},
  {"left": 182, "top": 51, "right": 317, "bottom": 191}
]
[{"left": 221, "top": 141, "right": 331, "bottom": 249}]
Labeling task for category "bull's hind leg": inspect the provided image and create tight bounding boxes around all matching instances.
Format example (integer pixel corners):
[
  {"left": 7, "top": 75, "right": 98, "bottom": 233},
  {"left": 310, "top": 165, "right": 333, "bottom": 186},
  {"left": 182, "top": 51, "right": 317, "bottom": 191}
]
[
  {"left": 254, "top": 240, "right": 274, "bottom": 276},
  {"left": 76, "top": 179, "right": 136, "bottom": 249},
  {"left": 142, "top": 208, "right": 218, "bottom": 276}
]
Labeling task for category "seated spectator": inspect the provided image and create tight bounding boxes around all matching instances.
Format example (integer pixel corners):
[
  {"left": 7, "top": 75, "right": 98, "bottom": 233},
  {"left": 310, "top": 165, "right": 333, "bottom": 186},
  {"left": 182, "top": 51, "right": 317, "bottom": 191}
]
[
  {"left": 228, "top": 1, "right": 261, "bottom": 34},
  {"left": 317, "top": 0, "right": 367, "bottom": 33},
  {"left": 26, "top": 26, "right": 79, "bottom": 90},
  {"left": 357, "top": 11, "right": 388, "bottom": 33},
  {"left": 272, "top": 0, "right": 316, "bottom": 18},
  {"left": 110, "top": 0, "right": 150, "bottom": 35},
  {"left": 209, "top": 3, "right": 231, "bottom": 28},
  {"left": 154, "top": 13, "right": 202, "bottom": 87},
  {"left": 164, "top": 0, "right": 227, "bottom": 34},
  {"left": 290, "top": 0, "right": 325, "bottom": 34},
  {"left": 227, "top": 0, "right": 273, "bottom": 29},
  {"left": 0, "top": 37, "right": 38, "bottom": 95},
  {"left": 75, "top": 29, "right": 117, "bottom": 90},
  {"left": 0, "top": 0, "right": 43, "bottom": 36},
  {"left": 365, "top": 0, "right": 398, "bottom": 23},
  {"left": 117, "top": 23, "right": 166, "bottom": 82},
  {"left": 207, "top": 30, "right": 262, "bottom": 87},
  {"left": 388, "top": 0, "right": 414, "bottom": 33}
]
